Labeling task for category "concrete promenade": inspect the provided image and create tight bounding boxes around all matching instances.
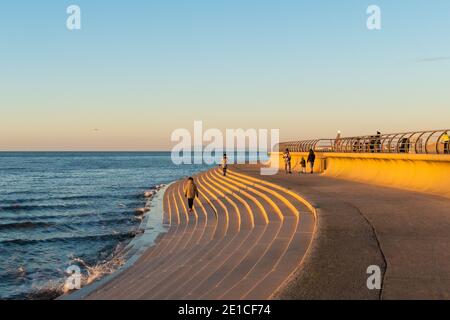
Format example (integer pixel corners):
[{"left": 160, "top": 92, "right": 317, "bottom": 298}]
[
  {"left": 83, "top": 167, "right": 316, "bottom": 300},
  {"left": 235, "top": 165, "right": 450, "bottom": 299},
  {"left": 81, "top": 164, "right": 450, "bottom": 300}
]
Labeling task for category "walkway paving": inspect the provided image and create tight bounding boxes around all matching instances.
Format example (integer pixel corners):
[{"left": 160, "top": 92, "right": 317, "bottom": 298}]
[
  {"left": 83, "top": 164, "right": 450, "bottom": 300},
  {"left": 84, "top": 167, "right": 316, "bottom": 300},
  {"left": 234, "top": 165, "right": 450, "bottom": 300}
]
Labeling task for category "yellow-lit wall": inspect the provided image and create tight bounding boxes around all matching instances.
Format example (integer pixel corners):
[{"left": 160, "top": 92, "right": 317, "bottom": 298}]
[{"left": 270, "top": 152, "right": 450, "bottom": 199}]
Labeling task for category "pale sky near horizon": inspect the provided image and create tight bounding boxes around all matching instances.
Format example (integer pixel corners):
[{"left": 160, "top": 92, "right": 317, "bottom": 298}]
[{"left": 1, "top": 1, "right": 450, "bottom": 151}]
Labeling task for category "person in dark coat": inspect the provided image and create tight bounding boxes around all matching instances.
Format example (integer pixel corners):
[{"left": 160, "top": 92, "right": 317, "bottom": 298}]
[{"left": 307, "top": 149, "right": 316, "bottom": 174}]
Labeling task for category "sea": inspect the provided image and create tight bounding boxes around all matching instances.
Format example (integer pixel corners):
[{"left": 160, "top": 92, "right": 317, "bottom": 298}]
[
  {"left": 0, "top": 152, "right": 215, "bottom": 300},
  {"left": 0, "top": 151, "right": 265, "bottom": 300}
]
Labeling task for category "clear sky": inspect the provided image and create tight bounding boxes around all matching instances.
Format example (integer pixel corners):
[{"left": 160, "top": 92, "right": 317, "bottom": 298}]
[{"left": 1, "top": 1, "right": 449, "bottom": 151}]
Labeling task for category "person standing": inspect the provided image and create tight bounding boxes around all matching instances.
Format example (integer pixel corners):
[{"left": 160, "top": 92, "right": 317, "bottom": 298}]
[
  {"left": 334, "top": 130, "right": 342, "bottom": 151},
  {"left": 300, "top": 157, "right": 307, "bottom": 174},
  {"left": 283, "top": 148, "right": 292, "bottom": 174},
  {"left": 307, "top": 149, "right": 316, "bottom": 174},
  {"left": 184, "top": 177, "right": 198, "bottom": 213},
  {"left": 222, "top": 153, "right": 228, "bottom": 176},
  {"left": 441, "top": 131, "right": 450, "bottom": 154}
]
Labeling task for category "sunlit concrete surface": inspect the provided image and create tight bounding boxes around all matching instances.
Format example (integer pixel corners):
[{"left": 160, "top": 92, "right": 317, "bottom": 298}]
[
  {"left": 271, "top": 152, "right": 450, "bottom": 199},
  {"left": 72, "top": 161, "right": 450, "bottom": 300},
  {"left": 235, "top": 164, "right": 450, "bottom": 300},
  {"left": 81, "top": 168, "right": 316, "bottom": 300}
]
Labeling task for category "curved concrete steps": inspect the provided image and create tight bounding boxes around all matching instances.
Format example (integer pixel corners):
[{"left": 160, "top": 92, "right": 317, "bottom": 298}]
[{"left": 85, "top": 167, "right": 316, "bottom": 300}]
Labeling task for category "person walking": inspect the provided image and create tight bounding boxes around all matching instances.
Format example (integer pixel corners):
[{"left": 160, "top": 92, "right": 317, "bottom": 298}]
[
  {"left": 307, "top": 149, "right": 316, "bottom": 174},
  {"left": 283, "top": 148, "right": 292, "bottom": 174},
  {"left": 222, "top": 153, "right": 228, "bottom": 176},
  {"left": 300, "top": 157, "right": 307, "bottom": 174},
  {"left": 184, "top": 177, "right": 199, "bottom": 213},
  {"left": 441, "top": 131, "right": 450, "bottom": 154}
]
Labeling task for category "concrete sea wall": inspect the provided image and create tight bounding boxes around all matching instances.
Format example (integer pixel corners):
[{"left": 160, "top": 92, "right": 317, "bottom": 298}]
[{"left": 270, "top": 152, "right": 450, "bottom": 198}]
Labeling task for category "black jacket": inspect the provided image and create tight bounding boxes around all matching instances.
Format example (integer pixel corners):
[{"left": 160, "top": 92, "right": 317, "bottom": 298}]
[{"left": 307, "top": 152, "right": 316, "bottom": 163}]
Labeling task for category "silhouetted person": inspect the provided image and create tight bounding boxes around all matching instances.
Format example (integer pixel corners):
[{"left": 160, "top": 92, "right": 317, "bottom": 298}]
[
  {"left": 369, "top": 136, "right": 375, "bottom": 153},
  {"left": 184, "top": 177, "right": 198, "bottom": 213},
  {"left": 222, "top": 153, "right": 228, "bottom": 176},
  {"left": 335, "top": 130, "right": 342, "bottom": 151},
  {"left": 307, "top": 149, "right": 316, "bottom": 174},
  {"left": 283, "top": 148, "right": 292, "bottom": 174},
  {"left": 399, "top": 138, "right": 410, "bottom": 153},
  {"left": 441, "top": 131, "right": 450, "bottom": 154},
  {"left": 375, "top": 131, "right": 382, "bottom": 153},
  {"left": 300, "top": 157, "right": 306, "bottom": 174}
]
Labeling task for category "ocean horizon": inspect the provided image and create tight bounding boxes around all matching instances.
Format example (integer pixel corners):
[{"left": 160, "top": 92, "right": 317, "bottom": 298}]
[
  {"left": 0, "top": 151, "right": 268, "bottom": 299},
  {"left": 0, "top": 152, "right": 213, "bottom": 299}
]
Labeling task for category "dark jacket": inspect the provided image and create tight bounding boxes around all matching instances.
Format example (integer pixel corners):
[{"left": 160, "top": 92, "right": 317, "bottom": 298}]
[{"left": 307, "top": 151, "right": 316, "bottom": 163}]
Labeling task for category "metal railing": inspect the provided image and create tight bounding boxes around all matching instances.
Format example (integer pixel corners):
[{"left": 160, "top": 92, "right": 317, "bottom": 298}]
[{"left": 277, "top": 129, "right": 450, "bottom": 155}]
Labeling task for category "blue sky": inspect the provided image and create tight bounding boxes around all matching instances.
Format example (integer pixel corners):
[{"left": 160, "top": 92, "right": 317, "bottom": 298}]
[{"left": 1, "top": 1, "right": 449, "bottom": 150}]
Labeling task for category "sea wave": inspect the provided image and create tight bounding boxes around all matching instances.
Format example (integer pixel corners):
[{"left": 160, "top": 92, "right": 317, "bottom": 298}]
[
  {"left": 0, "top": 221, "right": 55, "bottom": 231},
  {"left": 0, "top": 194, "right": 109, "bottom": 205},
  {"left": 25, "top": 250, "right": 127, "bottom": 300},
  {"left": 0, "top": 211, "right": 105, "bottom": 222},
  {"left": 0, "top": 203, "right": 91, "bottom": 212},
  {"left": 1, "top": 231, "right": 139, "bottom": 246},
  {"left": 0, "top": 176, "right": 167, "bottom": 299}
]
